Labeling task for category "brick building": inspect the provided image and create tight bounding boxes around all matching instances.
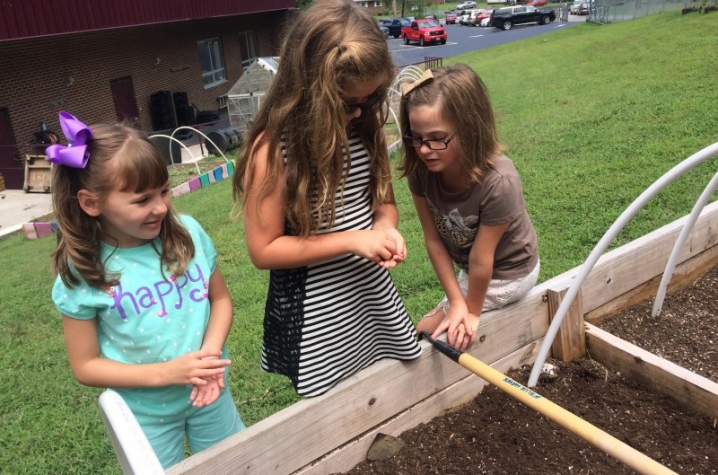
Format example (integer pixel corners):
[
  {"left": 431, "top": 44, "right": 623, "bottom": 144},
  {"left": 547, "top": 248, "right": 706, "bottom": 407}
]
[{"left": 0, "top": 0, "right": 295, "bottom": 189}]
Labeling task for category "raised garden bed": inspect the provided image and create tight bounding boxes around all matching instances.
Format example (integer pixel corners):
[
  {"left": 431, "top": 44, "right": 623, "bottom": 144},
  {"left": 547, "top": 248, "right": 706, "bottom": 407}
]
[{"left": 162, "top": 202, "right": 718, "bottom": 475}]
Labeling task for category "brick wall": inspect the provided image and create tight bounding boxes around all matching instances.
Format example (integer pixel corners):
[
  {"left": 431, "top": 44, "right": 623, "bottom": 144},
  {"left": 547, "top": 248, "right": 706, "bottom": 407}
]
[{"left": 0, "top": 10, "right": 293, "bottom": 163}]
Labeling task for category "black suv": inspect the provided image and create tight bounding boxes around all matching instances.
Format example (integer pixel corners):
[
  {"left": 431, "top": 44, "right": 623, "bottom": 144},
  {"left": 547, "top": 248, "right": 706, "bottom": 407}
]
[
  {"left": 490, "top": 6, "right": 555, "bottom": 30},
  {"left": 380, "top": 18, "right": 412, "bottom": 38}
]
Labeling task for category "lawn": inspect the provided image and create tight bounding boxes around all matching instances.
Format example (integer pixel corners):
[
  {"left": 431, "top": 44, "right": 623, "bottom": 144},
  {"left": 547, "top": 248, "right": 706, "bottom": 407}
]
[{"left": 1, "top": 11, "right": 717, "bottom": 475}]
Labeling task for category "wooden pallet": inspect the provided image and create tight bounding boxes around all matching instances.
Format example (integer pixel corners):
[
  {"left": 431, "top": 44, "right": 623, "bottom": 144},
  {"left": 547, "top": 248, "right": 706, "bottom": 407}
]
[{"left": 24, "top": 155, "right": 52, "bottom": 193}]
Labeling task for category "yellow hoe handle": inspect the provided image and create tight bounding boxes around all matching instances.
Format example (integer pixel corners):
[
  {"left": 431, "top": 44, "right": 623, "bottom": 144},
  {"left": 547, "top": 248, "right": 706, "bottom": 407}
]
[{"left": 420, "top": 332, "right": 678, "bottom": 475}]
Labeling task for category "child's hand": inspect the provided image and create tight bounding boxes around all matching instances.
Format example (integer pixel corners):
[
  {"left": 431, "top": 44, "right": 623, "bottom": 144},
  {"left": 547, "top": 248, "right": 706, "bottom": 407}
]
[
  {"left": 451, "top": 316, "right": 480, "bottom": 352},
  {"left": 166, "top": 349, "right": 230, "bottom": 387},
  {"left": 378, "top": 227, "right": 407, "bottom": 268},
  {"left": 432, "top": 303, "right": 478, "bottom": 352},
  {"left": 352, "top": 229, "right": 399, "bottom": 265},
  {"left": 189, "top": 355, "right": 227, "bottom": 407},
  {"left": 190, "top": 374, "right": 224, "bottom": 407}
]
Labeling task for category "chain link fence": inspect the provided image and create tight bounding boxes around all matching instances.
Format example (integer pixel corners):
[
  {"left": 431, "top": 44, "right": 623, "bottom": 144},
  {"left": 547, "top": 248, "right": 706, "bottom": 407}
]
[{"left": 587, "top": 0, "right": 715, "bottom": 23}]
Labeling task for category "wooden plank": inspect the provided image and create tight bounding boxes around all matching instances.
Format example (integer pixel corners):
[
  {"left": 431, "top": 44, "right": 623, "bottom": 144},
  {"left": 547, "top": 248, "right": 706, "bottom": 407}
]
[
  {"left": 585, "top": 323, "right": 718, "bottom": 418},
  {"left": 547, "top": 284, "right": 586, "bottom": 361},
  {"left": 167, "top": 288, "right": 551, "bottom": 475},
  {"left": 585, "top": 243, "right": 718, "bottom": 323},
  {"left": 294, "top": 340, "right": 542, "bottom": 475},
  {"left": 552, "top": 201, "right": 718, "bottom": 316}
]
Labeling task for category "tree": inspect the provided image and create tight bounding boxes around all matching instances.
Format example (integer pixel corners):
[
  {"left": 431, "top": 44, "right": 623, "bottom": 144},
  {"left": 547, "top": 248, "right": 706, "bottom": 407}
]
[{"left": 295, "top": 0, "right": 313, "bottom": 9}]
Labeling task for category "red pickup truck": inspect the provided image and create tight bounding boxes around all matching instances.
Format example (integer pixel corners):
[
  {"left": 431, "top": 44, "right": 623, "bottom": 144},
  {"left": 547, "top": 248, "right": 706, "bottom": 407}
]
[{"left": 401, "top": 19, "right": 447, "bottom": 46}]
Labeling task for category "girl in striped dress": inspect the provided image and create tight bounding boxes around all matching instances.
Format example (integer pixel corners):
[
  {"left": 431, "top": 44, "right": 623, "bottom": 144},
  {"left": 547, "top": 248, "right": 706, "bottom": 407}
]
[{"left": 232, "top": 0, "right": 421, "bottom": 397}]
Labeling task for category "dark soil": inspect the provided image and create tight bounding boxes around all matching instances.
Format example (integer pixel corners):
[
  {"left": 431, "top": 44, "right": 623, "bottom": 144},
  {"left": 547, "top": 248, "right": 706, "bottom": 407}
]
[{"left": 343, "top": 266, "right": 718, "bottom": 475}]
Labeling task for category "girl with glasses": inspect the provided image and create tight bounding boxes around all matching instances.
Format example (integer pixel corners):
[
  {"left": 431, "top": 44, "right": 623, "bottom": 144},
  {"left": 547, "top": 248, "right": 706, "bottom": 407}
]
[
  {"left": 399, "top": 65, "right": 540, "bottom": 351},
  {"left": 233, "top": 0, "right": 421, "bottom": 397}
]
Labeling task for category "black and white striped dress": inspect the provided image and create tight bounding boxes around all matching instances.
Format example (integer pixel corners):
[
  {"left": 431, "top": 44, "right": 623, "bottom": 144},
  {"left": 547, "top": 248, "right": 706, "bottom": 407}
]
[{"left": 261, "top": 131, "right": 422, "bottom": 397}]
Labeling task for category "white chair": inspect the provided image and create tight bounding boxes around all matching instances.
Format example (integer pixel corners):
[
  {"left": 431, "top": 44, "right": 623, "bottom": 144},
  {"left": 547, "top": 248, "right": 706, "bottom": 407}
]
[{"left": 98, "top": 390, "right": 165, "bottom": 475}]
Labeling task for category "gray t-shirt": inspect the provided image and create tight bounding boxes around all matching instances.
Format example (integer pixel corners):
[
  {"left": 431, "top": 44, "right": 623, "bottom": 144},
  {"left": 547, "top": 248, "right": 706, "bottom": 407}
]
[{"left": 407, "top": 155, "right": 538, "bottom": 279}]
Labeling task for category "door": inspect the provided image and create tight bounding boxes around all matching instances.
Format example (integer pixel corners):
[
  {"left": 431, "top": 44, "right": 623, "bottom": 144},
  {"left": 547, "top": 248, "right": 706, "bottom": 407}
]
[
  {"left": 110, "top": 76, "right": 140, "bottom": 127},
  {"left": 0, "top": 108, "right": 23, "bottom": 190}
]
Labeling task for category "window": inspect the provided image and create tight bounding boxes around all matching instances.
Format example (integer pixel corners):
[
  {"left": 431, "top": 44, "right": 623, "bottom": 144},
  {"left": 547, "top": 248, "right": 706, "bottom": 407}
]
[
  {"left": 197, "top": 38, "right": 226, "bottom": 88},
  {"left": 239, "top": 30, "right": 259, "bottom": 71}
]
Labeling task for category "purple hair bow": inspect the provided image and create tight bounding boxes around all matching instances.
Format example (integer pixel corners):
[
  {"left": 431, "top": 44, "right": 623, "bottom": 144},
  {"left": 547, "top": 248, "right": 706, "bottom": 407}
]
[{"left": 45, "top": 111, "right": 93, "bottom": 168}]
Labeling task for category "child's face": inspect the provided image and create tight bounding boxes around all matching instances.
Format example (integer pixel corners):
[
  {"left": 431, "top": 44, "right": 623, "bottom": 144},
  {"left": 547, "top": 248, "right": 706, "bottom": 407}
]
[
  {"left": 407, "top": 103, "right": 460, "bottom": 176},
  {"left": 96, "top": 184, "right": 171, "bottom": 248},
  {"left": 340, "top": 75, "right": 385, "bottom": 126}
]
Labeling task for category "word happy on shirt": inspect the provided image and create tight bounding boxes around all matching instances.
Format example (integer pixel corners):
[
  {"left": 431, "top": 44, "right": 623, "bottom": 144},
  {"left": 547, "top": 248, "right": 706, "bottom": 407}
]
[{"left": 109, "top": 263, "right": 209, "bottom": 319}]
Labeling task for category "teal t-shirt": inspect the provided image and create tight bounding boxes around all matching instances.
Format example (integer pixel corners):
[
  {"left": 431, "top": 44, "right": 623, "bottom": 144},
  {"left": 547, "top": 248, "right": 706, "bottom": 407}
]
[{"left": 52, "top": 215, "right": 225, "bottom": 419}]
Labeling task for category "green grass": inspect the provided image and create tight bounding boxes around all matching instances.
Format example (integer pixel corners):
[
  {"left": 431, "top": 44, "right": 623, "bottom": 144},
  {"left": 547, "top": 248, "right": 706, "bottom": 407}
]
[{"left": 2, "top": 11, "right": 718, "bottom": 474}]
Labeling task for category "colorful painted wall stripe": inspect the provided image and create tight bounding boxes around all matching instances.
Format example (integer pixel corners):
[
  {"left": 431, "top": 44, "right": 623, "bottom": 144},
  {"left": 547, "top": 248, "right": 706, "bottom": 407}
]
[{"left": 22, "top": 163, "right": 234, "bottom": 240}]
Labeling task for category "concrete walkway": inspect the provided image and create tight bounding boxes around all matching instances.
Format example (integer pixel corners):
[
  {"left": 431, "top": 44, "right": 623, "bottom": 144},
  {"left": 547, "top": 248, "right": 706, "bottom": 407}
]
[{"left": 0, "top": 189, "right": 53, "bottom": 238}]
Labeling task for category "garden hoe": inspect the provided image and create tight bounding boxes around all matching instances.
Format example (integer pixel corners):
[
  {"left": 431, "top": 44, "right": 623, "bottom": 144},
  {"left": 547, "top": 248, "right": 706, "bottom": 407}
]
[{"left": 420, "top": 331, "right": 678, "bottom": 475}]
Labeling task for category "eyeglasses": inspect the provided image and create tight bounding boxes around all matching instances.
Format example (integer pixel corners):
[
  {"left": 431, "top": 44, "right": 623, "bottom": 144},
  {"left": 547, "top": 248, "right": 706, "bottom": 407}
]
[
  {"left": 343, "top": 91, "right": 383, "bottom": 114},
  {"left": 403, "top": 135, "right": 454, "bottom": 150}
]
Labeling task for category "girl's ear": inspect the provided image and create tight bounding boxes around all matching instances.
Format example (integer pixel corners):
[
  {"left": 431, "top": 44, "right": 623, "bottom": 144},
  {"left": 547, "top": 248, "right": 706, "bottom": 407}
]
[{"left": 77, "top": 190, "right": 102, "bottom": 217}]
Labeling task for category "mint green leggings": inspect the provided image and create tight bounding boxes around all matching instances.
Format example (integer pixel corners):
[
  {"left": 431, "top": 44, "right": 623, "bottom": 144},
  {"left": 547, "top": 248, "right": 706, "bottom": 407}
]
[{"left": 138, "top": 388, "right": 244, "bottom": 468}]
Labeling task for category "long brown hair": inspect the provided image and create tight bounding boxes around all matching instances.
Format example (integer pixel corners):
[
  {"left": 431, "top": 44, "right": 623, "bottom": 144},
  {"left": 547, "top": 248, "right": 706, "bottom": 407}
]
[
  {"left": 233, "top": 0, "right": 395, "bottom": 237},
  {"left": 398, "top": 64, "right": 504, "bottom": 183},
  {"left": 51, "top": 123, "right": 194, "bottom": 289}
]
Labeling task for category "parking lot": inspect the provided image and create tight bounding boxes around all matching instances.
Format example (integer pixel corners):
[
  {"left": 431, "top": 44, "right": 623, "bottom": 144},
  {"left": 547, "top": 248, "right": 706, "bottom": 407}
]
[{"left": 388, "top": 11, "right": 584, "bottom": 67}]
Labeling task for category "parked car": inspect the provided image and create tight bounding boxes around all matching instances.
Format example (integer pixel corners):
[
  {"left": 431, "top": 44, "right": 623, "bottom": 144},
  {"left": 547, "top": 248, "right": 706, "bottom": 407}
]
[
  {"left": 424, "top": 14, "right": 438, "bottom": 20},
  {"left": 379, "top": 24, "right": 390, "bottom": 38},
  {"left": 456, "top": 1, "right": 477, "bottom": 9},
  {"left": 473, "top": 9, "right": 493, "bottom": 26},
  {"left": 458, "top": 13, "right": 471, "bottom": 25},
  {"left": 382, "top": 17, "right": 412, "bottom": 38},
  {"left": 401, "top": 19, "right": 447, "bottom": 46},
  {"left": 490, "top": 5, "right": 555, "bottom": 30},
  {"left": 479, "top": 16, "right": 491, "bottom": 27},
  {"left": 466, "top": 9, "right": 484, "bottom": 26},
  {"left": 577, "top": 2, "right": 590, "bottom": 15},
  {"left": 445, "top": 12, "right": 458, "bottom": 24},
  {"left": 527, "top": 0, "right": 548, "bottom": 6},
  {"left": 570, "top": 0, "right": 584, "bottom": 14}
]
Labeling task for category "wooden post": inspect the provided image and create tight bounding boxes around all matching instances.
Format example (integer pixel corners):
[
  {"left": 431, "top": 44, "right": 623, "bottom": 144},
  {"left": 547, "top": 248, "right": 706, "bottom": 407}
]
[{"left": 547, "top": 283, "right": 586, "bottom": 361}]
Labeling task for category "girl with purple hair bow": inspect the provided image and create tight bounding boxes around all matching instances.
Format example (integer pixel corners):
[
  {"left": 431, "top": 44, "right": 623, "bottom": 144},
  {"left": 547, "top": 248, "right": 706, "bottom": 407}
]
[{"left": 49, "top": 112, "right": 244, "bottom": 468}]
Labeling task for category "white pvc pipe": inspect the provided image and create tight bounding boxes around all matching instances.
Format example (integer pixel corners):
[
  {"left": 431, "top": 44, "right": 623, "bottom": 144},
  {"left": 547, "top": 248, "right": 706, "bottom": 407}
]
[
  {"left": 146, "top": 134, "right": 197, "bottom": 171},
  {"left": 170, "top": 126, "right": 231, "bottom": 165},
  {"left": 528, "top": 141, "right": 718, "bottom": 387},
  {"left": 651, "top": 169, "right": 718, "bottom": 317}
]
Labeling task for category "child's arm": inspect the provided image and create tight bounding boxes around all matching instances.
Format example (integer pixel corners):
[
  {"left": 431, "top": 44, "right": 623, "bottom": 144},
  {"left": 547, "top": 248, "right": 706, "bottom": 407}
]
[
  {"left": 190, "top": 267, "right": 233, "bottom": 407},
  {"left": 412, "top": 194, "right": 468, "bottom": 327},
  {"left": 63, "top": 317, "right": 230, "bottom": 388},
  {"left": 372, "top": 183, "right": 407, "bottom": 268},
  {"left": 447, "top": 222, "right": 509, "bottom": 351},
  {"left": 198, "top": 267, "right": 233, "bottom": 354},
  {"left": 243, "top": 140, "right": 400, "bottom": 269}
]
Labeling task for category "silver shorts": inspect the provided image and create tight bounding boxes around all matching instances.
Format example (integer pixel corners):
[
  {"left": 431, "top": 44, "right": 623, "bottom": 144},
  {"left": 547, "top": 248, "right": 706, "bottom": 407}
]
[{"left": 438, "top": 260, "right": 540, "bottom": 315}]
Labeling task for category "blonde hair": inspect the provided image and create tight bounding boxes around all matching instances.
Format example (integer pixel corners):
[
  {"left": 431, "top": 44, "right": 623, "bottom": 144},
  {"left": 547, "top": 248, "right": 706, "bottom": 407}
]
[
  {"left": 398, "top": 64, "right": 504, "bottom": 183},
  {"left": 233, "top": 0, "right": 395, "bottom": 237},
  {"left": 51, "top": 123, "right": 194, "bottom": 289}
]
